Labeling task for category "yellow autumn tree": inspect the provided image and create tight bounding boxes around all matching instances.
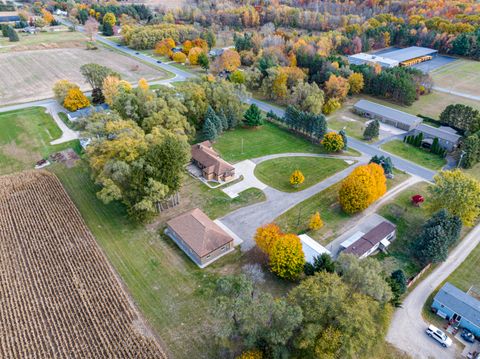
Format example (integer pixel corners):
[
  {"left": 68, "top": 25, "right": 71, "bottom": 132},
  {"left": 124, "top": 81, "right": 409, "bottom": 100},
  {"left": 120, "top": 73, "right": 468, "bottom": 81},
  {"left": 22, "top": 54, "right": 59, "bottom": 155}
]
[
  {"left": 102, "top": 75, "right": 121, "bottom": 106},
  {"left": 269, "top": 233, "right": 305, "bottom": 280},
  {"left": 63, "top": 88, "right": 90, "bottom": 111},
  {"left": 321, "top": 132, "right": 344, "bottom": 152},
  {"left": 53, "top": 79, "right": 79, "bottom": 104},
  {"left": 182, "top": 40, "right": 193, "bottom": 54},
  {"left": 188, "top": 47, "right": 204, "bottom": 65},
  {"left": 154, "top": 38, "right": 175, "bottom": 57},
  {"left": 103, "top": 12, "right": 116, "bottom": 27},
  {"left": 309, "top": 212, "right": 324, "bottom": 231},
  {"left": 290, "top": 170, "right": 305, "bottom": 187},
  {"left": 137, "top": 78, "right": 149, "bottom": 91},
  {"left": 322, "top": 98, "right": 341, "bottom": 115},
  {"left": 254, "top": 223, "right": 282, "bottom": 255},
  {"left": 42, "top": 9, "right": 54, "bottom": 24},
  {"left": 236, "top": 350, "right": 263, "bottom": 359},
  {"left": 348, "top": 73, "right": 364, "bottom": 94},
  {"left": 172, "top": 51, "right": 187, "bottom": 63},
  {"left": 324, "top": 74, "right": 350, "bottom": 101},
  {"left": 339, "top": 163, "right": 386, "bottom": 214}
]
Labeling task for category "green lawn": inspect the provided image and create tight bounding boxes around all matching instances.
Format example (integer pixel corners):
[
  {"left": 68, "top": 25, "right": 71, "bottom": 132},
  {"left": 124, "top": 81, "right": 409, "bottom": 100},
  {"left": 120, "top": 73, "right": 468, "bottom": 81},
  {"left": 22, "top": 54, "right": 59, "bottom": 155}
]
[
  {"left": 58, "top": 112, "right": 76, "bottom": 129},
  {"left": 214, "top": 122, "right": 359, "bottom": 163},
  {"left": 0, "top": 107, "right": 80, "bottom": 175},
  {"left": 375, "top": 182, "right": 431, "bottom": 278},
  {"left": 254, "top": 156, "right": 351, "bottom": 192},
  {"left": 465, "top": 162, "right": 480, "bottom": 181},
  {"left": 431, "top": 59, "right": 480, "bottom": 97},
  {"left": 381, "top": 140, "right": 446, "bottom": 170},
  {"left": 49, "top": 162, "right": 269, "bottom": 359},
  {"left": 275, "top": 169, "right": 411, "bottom": 244}
]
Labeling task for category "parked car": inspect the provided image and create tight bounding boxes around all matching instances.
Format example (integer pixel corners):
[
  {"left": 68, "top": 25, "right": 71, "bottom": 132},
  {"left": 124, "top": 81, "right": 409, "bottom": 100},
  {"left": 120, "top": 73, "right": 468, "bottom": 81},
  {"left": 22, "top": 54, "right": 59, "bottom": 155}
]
[
  {"left": 135, "top": 52, "right": 140, "bottom": 55},
  {"left": 462, "top": 329, "right": 476, "bottom": 343},
  {"left": 426, "top": 325, "right": 453, "bottom": 347},
  {"left": 156, "top": 60, "right": 162, "bottom": 63}
]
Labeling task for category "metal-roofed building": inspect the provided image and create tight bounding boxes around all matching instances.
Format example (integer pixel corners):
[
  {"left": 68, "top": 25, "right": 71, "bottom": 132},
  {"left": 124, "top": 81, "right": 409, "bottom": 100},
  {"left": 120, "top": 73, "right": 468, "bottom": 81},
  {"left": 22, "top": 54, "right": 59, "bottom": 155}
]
[
  {"left": 380, "top": 46, "right": 438, "bottom": 64},
  {"left": 413, "top": 124, "right": 461, "bottom": 151},
  {"left": 432, "top": 282, "right": 480, "bottom": 337},
  {"left": 353, "top": 99, "right": 423, "bottom": 131},
  {"left": 348, "top": 53, "right": 399, "bottom": 68},
  {"left": 299, "top": 234, "right": 332, "bottom": 264}
]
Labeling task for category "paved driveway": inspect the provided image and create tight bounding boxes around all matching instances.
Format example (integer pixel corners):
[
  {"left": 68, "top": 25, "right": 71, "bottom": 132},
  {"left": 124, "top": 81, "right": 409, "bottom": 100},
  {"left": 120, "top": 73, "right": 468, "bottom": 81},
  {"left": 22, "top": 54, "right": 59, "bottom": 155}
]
[{"left": 222, "top": 160, "right": 267, "bottom": 198}]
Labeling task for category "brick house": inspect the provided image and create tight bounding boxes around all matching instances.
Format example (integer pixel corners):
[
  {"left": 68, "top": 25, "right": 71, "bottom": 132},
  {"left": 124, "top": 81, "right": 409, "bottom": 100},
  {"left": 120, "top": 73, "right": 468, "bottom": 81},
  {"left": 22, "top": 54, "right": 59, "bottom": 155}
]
[{"left": 191, "top": 141, "right": 235, "bottom": 182}]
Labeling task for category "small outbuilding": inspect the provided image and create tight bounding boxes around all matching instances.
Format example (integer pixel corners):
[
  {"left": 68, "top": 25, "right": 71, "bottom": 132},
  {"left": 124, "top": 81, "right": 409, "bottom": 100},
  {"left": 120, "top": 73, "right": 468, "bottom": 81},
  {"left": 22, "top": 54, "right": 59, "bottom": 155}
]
[
  {"left": 299, "top": 234, "right": 332, "bottom": 264},
  {"left": 165, "top": 208, "right": 234, "bottom": 268},
  {"left": 342, "top": 222, "right": 396, "bottom": 259},
  {"left": 432, "top": 282, "right": 480, "bottom": 337},
  {"left": 353, "top": 99, "right": 423, "bottom": 131}
]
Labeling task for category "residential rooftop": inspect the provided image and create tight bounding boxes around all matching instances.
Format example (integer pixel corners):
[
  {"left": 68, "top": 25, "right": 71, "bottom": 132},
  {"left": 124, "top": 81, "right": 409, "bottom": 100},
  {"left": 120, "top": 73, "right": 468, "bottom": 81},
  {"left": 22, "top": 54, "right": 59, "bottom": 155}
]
[
  {"left": 354, "top": 99, "right": 423, "bottom": 128},
  {"left": 434, "top": 283, "right": 480, "bottom": 328}
]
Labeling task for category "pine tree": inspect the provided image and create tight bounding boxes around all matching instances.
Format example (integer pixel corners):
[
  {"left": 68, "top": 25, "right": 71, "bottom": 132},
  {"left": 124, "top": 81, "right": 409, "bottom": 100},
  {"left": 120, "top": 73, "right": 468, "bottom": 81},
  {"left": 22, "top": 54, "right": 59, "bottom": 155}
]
[
  {"left": 363, "top": 120, "right": 380, "bottom": 140},
  {"left": 431, "top": 137, "right": 440, "bottom": 154},
  {"left": 103, "top": 21, "right": 114, "bottom": 36},
  {"left": 226, "top": 106, "right": 238, "bottom": 129},
  {"left": 243, "top": 104, "right": 264, "bottom": 127},
  {"left": 204, "top": 106, "right": 222, "bottom": 133},
  {"left": 218, "top": 110, "right": 229, "bottom": 131},
  {"left": 202, "top": 118, "right": 217, "bottom": 141},
  {"left": 339, "top": 129, "right": 348, "bottom": 150},
  {"left": 7, "top": 26, "right": 19, "bottom": 42},
  {"left": 92, "top": 88, "right": 105, "bottom": 104}
]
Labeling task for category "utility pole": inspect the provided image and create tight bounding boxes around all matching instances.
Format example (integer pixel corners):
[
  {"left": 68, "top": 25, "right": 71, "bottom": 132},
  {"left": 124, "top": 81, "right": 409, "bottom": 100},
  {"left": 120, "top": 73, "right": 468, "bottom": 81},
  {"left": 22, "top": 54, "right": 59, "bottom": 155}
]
[{"left": 241, "top": 138, "right": 244, "bottom": 154}]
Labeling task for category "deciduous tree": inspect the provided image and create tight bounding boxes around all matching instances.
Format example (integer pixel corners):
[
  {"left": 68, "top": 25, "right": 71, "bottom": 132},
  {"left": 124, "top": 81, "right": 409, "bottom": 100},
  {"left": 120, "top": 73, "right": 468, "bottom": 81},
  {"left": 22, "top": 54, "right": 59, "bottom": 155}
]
[
  {"left": 290, "top": 170, "right": 305, "bottom": 187},
  {"left": 322, "top": 132, "right": 344, "bottom": 152},
  {"left": 348, "top": 72, "right": 364, "bottom": 94},
  {"left": 103, "top": 12, "right": 116, "bottom": 27},
  {"left": 53, "top": 80, "right": 79, "bottom": 104},
  {"left": 63, "top": 88, "right": 90, "bottom": 111},
  {"left": 254, "top": 223, "right": 282, "bottom": 255},
  {"left": 172, "top": 51, "right": 187, "bottom": 63},
  {"left": 81, "top": 63, "right": 119, "bottom": 90},
  {"left": 309, "top": 211, "right": 324, "bottom": 230},
  {"left": 269, "top": 233, "right": 305, "bottom": 280},
  {"left": 188, "top": 46, "right": 203, "bottom": 65},
  {"left": 324, "top": 74, "right": 350, "bottom": 101}
]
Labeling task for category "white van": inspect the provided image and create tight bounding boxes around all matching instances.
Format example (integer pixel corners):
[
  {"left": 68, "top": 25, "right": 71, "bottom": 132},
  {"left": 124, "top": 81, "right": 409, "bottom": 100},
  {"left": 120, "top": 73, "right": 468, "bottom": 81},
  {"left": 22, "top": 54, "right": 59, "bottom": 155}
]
[{"left": 425, "top": 324, "right": 453, "bottom": 348}]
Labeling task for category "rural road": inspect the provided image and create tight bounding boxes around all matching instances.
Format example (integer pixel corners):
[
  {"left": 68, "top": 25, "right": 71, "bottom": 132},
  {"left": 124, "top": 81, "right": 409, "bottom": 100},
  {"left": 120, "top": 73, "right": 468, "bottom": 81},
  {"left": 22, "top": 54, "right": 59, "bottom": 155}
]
[{"left": 387, "top": 223, "right": 480, "bottom": 359}]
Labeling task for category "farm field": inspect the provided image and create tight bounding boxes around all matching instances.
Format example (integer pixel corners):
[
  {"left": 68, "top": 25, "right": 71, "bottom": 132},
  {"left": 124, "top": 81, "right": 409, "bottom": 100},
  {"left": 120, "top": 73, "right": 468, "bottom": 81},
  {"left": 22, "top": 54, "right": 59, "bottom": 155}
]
[
  {"left": 0, "top": 47, "right": 168, "bottom": 105},
  {"left": 0, "top": 107, "right": 79, "bottom": 175},
  {"left": 213, "top": 122, "right": 359, "bottom": 163},
  {"left": 0, "top": 29, "right": 86, "bottom": 52},
  {"left": 49, "top": 162, "right": 271, "bottom": 358},
  {"left": 431, "top": 59, "right": 480, "bottom": 97},
  {"left": 0, "top": 170, "right": 167, "bottom": 358},
  {"left": 381, "top": 140, "right": 446, "bottom": 170},
  {"left": 254, "top": 156, "right": 351, "bottom": 192}
]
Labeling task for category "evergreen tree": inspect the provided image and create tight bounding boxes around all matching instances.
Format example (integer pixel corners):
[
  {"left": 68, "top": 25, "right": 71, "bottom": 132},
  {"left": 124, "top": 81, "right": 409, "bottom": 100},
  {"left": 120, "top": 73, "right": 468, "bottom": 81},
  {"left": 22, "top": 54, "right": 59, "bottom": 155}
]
[
  {"left": 202, "top": 118, "right": 217, "bottom": 141},
  {"left": 102, "top": 21, "right": 114, "bottom": 36},
  {"left": 1, "top": 24, "right": 8, "bottom": 37},
  {"left": 92, "top": 88, "right": 105, "bottom": 105},
  {"left": 218, "top": 110, "right": 229, "bottom": 131},
  {"left": 388, "top": 269, "right": 407, "bottom": 307},
  {"left": 7, "top": 26, "right": 19, "bottom": 42},
  {"left": 243, "top": 104, "right": 264, "bottom": 127},
  {"left": 225, "top": 106, "right": 238, "bottom": 129},
  {"left": 339, "top": 129, "right": 348, "bottom": 150},
  {"left": 431, "top": 137, "right": 440, "bottom": 154},
  {"left": 204, "top": 106, "right": 222, "bottom": 133},
  {"left": 363, "top": 120, "right": 379, "bottom": 140},
  {"left": 198, "top": 52, "right": 210, "bottom": 71},
  {"left": 369, "top": 155, "right": 393, "bottom": 176}
]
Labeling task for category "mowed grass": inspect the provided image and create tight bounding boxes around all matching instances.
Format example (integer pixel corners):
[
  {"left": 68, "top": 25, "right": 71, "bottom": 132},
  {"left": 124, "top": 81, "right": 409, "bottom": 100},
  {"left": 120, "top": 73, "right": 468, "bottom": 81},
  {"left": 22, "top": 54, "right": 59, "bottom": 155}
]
[
  {"left": 275, "top": 169, "right": 410, "bottom": 244},
  {"left": 214, "top": 122, "right": 359, "bottom": 163},
  {"left": 50, "top": 162, "right": 267, "bottom": 359},
  {"left": 432, "top": 59, "right": 480, "bottom": 97},
  {"left": 381, "top": 140, "right": 446, "bottom": 170},
  {"left": 0, "top": 107, "right": 80, "bottom": 175},
  {"left": 254, "top": 156, "right": 351, "bottom": 192},
  {"left": 359, "top": 93, "right": 480, "bottom": 119}
]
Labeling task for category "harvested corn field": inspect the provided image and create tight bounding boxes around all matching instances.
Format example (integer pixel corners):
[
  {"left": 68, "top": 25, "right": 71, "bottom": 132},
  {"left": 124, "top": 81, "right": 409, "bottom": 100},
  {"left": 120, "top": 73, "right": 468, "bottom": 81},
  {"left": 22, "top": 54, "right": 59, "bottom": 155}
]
[{"left": 0, "top": 170, "right": 167, "bottom": 358}]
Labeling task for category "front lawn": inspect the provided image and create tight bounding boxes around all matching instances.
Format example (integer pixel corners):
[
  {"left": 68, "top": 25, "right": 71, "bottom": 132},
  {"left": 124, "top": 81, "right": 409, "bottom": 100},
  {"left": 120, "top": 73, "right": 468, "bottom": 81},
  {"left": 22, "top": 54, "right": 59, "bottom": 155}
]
[
  {"left": 381, "top": 140, "right": 446, "bottom": 170},
  {"left": 214, "top": 122, "right": 359, "bottom": 163},
  {"left": 0, "top": 107, "right": 80, "bottom": 175},
  {"left": 50, "top": 162, "right": 271, "bottom": 359},
  {"left": 254, "top": 156, "right": 351, "bottom": 192}
]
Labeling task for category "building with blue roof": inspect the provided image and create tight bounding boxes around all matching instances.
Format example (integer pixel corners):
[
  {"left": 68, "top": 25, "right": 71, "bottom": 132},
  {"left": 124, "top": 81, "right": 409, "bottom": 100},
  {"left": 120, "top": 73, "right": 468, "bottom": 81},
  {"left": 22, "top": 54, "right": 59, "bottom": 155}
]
[
  {"left": 432, "top": 282, "right": 480, "bottom": 337},
  {"left": 67, "top": 104, "right": 109, "bottom": 121}
]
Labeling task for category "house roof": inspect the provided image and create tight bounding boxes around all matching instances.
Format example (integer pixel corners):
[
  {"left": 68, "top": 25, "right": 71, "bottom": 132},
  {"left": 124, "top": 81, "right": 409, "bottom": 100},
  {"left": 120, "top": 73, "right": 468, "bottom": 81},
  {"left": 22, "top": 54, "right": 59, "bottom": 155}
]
[
  {"left": 191, "top": 141, "right": 235, "bottom": 175},
  {"left": 349, "top": 53, "right": 399, "bottom": 66},
  {"left": 299, "top": 234, "right": 331, "bottom": 264},
  {"left": 167, "top": 208, "right": 233, "bottom": 257},
  {"left": 354, "top": 99, "right": 423, "bottom": 128},
  {"left": 380, "top": 46, "right": 438, "bottom": 63},
  {"left": 343, "top": 222, "right": 396, "bottom": 257},
  {"left": 68, "top": 104, "right": 109, "bottom": 119},
  {"left": 434, "top": 282, "right": 480, "bottom": 328},
  {"left": 416, "top": 124, "right": 462, "bottom": 143}
]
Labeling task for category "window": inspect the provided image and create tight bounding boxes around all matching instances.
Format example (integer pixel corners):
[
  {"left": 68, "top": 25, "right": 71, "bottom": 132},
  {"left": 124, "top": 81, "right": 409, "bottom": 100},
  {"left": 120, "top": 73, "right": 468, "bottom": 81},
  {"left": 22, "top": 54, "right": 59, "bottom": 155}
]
[
  {"left": 221, "top": 246, "right": 226, "bottom": 251},
  {"left": 386, "top": 233, "right": 394, "bottom": 240},
  {"left": 206, "top": 255, "right": 211, "bottom": 259}
]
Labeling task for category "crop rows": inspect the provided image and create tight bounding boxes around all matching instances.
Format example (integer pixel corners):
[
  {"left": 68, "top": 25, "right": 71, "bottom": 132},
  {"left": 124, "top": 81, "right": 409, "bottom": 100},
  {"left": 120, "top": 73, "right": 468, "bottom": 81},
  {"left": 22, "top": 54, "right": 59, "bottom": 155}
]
[{"left": 0, "top": 171, "right": 167, "bottom": 358}]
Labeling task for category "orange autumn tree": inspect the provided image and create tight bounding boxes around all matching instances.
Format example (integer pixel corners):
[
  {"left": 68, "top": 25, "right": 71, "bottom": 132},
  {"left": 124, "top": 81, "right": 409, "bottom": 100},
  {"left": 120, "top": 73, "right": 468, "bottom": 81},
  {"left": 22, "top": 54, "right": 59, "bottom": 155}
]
[
  {"left": 154, "top": 38, "right": 175, "bottom": 57},
  {"left": 219, "top": 49, "right": 241, "bottom": 72},
  {"left": 324, "top": 74, "right": 350, "bottom": 101},
  {"left": 339, "top": 163, "right": 387, "bottom": 214},
  {"left": 172, "top": 51, "right": 187, "bottom": 63},
  {"left": 254, "top": 223, "right": 282, "bottom": 255},
  {"left": 63, "top": 88, "right": 90, "bottom": 111},
  {"left": 269, "top": 233, "right": 305, "bottom": 280},
  {"left": 188, "top": 47, "right": 204, "bottom": 65}
]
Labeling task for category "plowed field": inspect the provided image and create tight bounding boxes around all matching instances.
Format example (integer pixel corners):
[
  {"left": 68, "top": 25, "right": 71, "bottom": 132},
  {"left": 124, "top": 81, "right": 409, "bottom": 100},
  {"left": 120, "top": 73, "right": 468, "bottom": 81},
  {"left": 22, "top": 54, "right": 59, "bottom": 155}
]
[{"left": 0, "top": 170, "right": 167, "bottom": 358}]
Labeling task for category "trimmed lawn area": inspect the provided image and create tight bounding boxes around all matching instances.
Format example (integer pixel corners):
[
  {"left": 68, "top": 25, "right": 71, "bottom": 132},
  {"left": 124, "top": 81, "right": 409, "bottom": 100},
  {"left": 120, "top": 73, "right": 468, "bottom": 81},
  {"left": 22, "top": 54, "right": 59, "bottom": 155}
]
[
  {"left": 381, "top": 140, "right": 446, "bottom": 170},
  {"left": 275, "top": 170, "right": 410, "bottom": 244},
  {"left": 0, "top": 107, "right": 80, "bottom": 175},
  {"left": 58, "top": 112, "right": 76, "bottom": 129},
  {"left": 375, "top": 182, "right": 431, "bottom": 278},
  {"left": 431, "top": 59, "right": 480, "bottom": 97},
  {"left": 214, "top": 122, "right": 359, "bottom": 163},
  {"left": 49, "top": 162, "right": 271, "bottom": 359},
  {"left": 254, "top": 156, "right": 351, "bottom": 192}
]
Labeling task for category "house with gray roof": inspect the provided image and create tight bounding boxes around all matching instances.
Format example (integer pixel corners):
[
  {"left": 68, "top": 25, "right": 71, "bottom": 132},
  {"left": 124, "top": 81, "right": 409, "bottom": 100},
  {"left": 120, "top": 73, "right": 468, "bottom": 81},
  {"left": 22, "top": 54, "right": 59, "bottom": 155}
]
[
  {"left": 353, "top": 99, "right": 423, "bottom": 131},
  {"left": 413, "top": 124, "right": 461, "bottom": 151},
  {"left": 432, "top": 282, "right": 480, "bottom": 337}
]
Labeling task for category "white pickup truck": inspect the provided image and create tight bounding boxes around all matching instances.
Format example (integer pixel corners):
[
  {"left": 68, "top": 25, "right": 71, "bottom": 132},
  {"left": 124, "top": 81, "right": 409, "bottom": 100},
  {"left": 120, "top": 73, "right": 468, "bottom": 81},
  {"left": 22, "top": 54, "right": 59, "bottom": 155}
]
[{"left": 426, "top": 324, "right": 453, "bottom": 348}]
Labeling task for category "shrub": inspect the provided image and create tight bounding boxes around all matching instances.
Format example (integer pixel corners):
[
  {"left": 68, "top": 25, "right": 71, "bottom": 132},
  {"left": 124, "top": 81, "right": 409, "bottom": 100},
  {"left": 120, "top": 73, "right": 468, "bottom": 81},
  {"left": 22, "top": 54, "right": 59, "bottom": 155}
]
[{"left": 290, "top": 170, "right": 305, "bottom": 187}]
